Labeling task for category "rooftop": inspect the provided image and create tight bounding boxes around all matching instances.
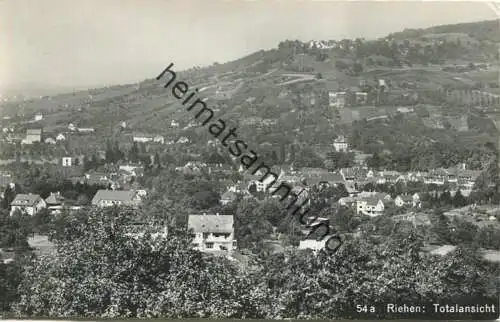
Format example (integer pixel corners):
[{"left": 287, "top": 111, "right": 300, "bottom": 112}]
[
  {"left": 91, "top": 189, "right": 137, "bottom": 204},
  {"left": 11, "top": 193, "right": 42, "bottom": 206},
  {"left": 188, "top": 214, "right": 234, "bottom": 233},
  {"left": 26, "top": 129, "right": 42, "bottom": 135}
]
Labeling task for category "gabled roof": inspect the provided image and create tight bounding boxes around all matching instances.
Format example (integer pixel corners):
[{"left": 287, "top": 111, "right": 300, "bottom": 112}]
[
  {"left": 45, "top": 192, "right": 64, "bottom": 205},
  {"left": 303, "top": 172, "right": 344, "bottom": 185},
  {"left": 11, "top": 193, "right": 43, "bottom": 206},
  {"left": 359, "top": 196, "right": 384, "bottom": 206},
  {"left": 188, "top": 214, "right": 233, "bottom": 233},
  {"left": 91, "top": 189, "right": 137, "bottom": 205},
  {"left": 397, "top": 194, "right": 413, "bottom": 202},
  {"left": 221, "top": 191, "right": 237, "bottom": 201},
  {"left": 26, "top": 129, "right": 42, "bottom": 135},
  {"left": 132, "top": 132, "right": 154, "bottom": 138}
]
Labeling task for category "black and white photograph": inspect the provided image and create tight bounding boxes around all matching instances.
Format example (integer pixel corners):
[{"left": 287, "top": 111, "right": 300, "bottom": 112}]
[{"left": 0, "top": 1, "right": 499, "bottom": 321}]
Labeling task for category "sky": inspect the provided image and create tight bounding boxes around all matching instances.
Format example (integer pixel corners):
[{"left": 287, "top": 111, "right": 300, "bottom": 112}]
[{"left": 0, "top": 0, "right": 498, "bottom": 93}]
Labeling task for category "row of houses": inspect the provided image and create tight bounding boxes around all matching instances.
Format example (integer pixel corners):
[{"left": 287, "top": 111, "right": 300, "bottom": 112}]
[
  {"left": 2, "top": 127, "right": 95, "bottom": 145},
  {"left": 8, "top": 191, "right": 237, "bottom": 255},
  {"left": 132, "top": 133, "right": 190, "bottom": 145},
  {"left": 338, "top": 192, "right": 421, "bottom": 217},
  {"left": 8, "top": 188, "right": 146, "bottom": 216},
  {"left": 338, "top": 166, "right": 480, "bottom": 189}
]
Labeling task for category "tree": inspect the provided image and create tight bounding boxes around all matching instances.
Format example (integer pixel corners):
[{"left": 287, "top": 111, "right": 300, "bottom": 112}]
[
  {"left": 0, "top": 258, "right": 24, "bottom": 313},
  {"left": 2, "top": 184, "right": 16, "bottom": 210},
  {"left": 105, "top": 140, "right": 115, "bottom": 163},
  {"left": 154, "top": 151, "right": 162, "bottom": 169},
  {"left": 352, "top": 62, "right": 363, "bottom": 75},
  {"left": 0, "top": 209, "right": 31, "bottom": 250},
  {"left": 452, "top": 189, "right": 467, "bottom": 207},
  {"left": 128, "top": 142, "right": 140, "bottom": 163},
  {"left": 15, "top": 205, "right": 269, "bottom": 318}
]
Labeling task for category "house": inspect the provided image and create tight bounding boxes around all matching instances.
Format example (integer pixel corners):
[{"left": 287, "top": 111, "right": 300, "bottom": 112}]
[
  {"left": 68, "top": 123, "right": 77, "bottom": 131},
  {"left": 393, "top": 212, "right": 430, "bottom": 227},
  {"left": 333, "top": 135, "right": 349, "bottom": 152},
  {"left": 34, "top": 113, "right": 43, "bottom": 121},
  {"left": 10, "top": 193, "right": 46, "bottom": 216},
  {"left": 175, "top": 161, "right": 207, "bottom": 174},
  {"left": 170, "top": 120, "right": 179, "bottom": 128},
  {"left": 84, "top": 172, "right": 112, "bottom": 186},
  {"left": 153, "top": 135, "right": 165, "bottom": 144},
  {"left": 395, "top": 194, "right": 414, "bottom": 207},
  {"left": 299, "top": 235, "right": 337, "bottom": 251},
  {"left": 56, "top": 133, "right": 66, "bottom": 141},
  {"left": 356, "top": 197, "right": 385, "bottom": 216},
  {"left": 395, "top": 193, "right": 422, "bottom": 208},
  {"left": 62, "top": 157, "right": 72, "bottom": 167},
  {"left": 118, "top": 164, "right": 145, "bottom": 177},
  {"left": 177, "top": 136, "right": 190, "bottom": 144},
  {"left": 188, "top": 213, "right": 236, "bottom": 253},
  {"left": 220, "top": 191, "right": 237, "bottom": 205},
  {"left": 340, "top": 167, "right": 368, "bottom": 182},
  {"left": 133, "top": 133, "right": 154, "bottom": 143},
  {"left": 248, "top": 179, "right": 267, "bottom": 192},
  {"left": 45, "top": 192, "right": 64, "bottom": 215},
  {"left": 77, "top": 128, "right": 95, "bottom": 133},
  {"left": 329, "top": 91, "right": 346, "bottom": 108},
  {"left": 22, "top": 129, "right": 42, "bottom": 144},
  {"left": 91, "top": 189, "right": 142, "bottom": 208},
  {"left": 0, "top": 173, "right": 13, "bottom": 192},
  {"left": 355, "top": 92, "right": 368, "bottom": 105},
  {"left": 44, "top": 137, "right": 56, "bottom": 144},
  {"left": 338, "top": 196, "right": 357, "bottom": 207},
  {"left": 302, "top": 172, "right": 344, "bottom": 188}
]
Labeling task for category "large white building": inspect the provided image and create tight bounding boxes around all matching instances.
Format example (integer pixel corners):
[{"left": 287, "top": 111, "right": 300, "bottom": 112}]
[
  {"left": 356, "top": 197, "right": 385, "bottom": 217},
  {"left": 10, "top": 193, "right": 46, "bottom": 216},
  {"left": 188, "top": 213, "right": 236, "bottom": 254}
]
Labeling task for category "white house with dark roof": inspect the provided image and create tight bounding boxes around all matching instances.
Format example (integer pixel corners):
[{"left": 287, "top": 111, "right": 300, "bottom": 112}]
[
  {"left": 153, "top": 135, "right": 165, "bottom": 144},
  {"left": 44, "top": 137, "right": 56, "bottom": 145},
  {"left": 56, "top": 133, "right": 66, "bottom": 141},
  {"left": 91, "top": 189, "right": 142, "bottom": 208},
  {"left": 10, "top": 193, "right": 46, "bottom": 216},
  {"left": 356, "top": 196, "right": 385, "bottom": 216},
  {"left": 188, "top": 213, "right": 236, "bottom": 253},
  {"left": 132, "top": 133, "right": 154, "bottom": 143}
]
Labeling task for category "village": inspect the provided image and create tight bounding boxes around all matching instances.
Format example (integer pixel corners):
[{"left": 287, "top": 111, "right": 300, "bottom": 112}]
[
  {"left": 0, "top": 118, "right": 498, "bottom": 262},
  {"left": 0, "top": 7, "right": 499, "bottom": 318}
]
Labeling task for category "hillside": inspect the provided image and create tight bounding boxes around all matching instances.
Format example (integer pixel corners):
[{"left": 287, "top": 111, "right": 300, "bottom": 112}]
[{"left": 0, "top": 19, "right": 498, "bottom": 160}]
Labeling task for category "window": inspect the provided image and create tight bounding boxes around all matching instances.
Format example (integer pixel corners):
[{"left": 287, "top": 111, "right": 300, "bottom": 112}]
[
  {"left": 213, "top": 233, "right": 230, "bottom": 238},
  {"left": 206, "top": 242, "right": 214, "bottom": 249}
]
